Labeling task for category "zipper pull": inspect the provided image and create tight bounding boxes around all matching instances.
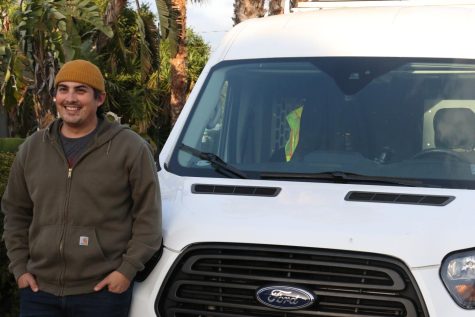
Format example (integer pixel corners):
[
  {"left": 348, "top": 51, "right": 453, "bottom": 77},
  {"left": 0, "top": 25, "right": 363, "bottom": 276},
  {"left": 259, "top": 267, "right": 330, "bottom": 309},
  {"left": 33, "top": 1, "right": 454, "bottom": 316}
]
[{"left": 68, "top": 168, "right": 72, "bottom": 178}]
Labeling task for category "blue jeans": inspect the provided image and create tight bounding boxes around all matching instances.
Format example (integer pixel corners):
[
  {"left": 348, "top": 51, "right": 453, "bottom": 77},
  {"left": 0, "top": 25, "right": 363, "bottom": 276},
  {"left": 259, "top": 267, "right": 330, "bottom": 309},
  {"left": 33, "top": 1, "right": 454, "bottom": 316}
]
[{"left": 19, "top": 287, "right": 133, "bottom": 317}]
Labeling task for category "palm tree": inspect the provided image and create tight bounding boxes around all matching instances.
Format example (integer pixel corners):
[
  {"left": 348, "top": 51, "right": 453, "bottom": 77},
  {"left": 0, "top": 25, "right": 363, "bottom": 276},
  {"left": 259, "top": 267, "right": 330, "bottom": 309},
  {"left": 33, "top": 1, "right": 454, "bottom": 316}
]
[
  {"left": 1, "top": 0, "right": 160, "bottom": 136},
  {"left": 233, "top": 0, "right": 286, "bottom": 25},
  {"left": 96, "top": 0, "right": 128, "bottom": 52},
  {"left": 233, "top": 0, "right": 266, "bottom": 25},
  {"left": 1, "top": 0, "right": 112, "bottom": 131},
  {"left": 168, "top": 0, "right": 187, "bottom": 125},
  {"left": 94, "top": 1, "right": 210, "bottom": 146},
  {"left": 154, "top": 0, "right": 204, "bottom": 125},
  {"left": 269, "top": 0, "right": 284, "bottom": 15},
  {"left": 98, "top": 4, "right": 162, "bottom": 134}
]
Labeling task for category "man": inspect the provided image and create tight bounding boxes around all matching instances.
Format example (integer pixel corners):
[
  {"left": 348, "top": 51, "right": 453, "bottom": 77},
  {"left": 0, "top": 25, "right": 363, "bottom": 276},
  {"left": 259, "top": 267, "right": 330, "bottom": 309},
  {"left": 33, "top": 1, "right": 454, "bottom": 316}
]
[{"left": 2, "top": 59, "right": 162, "bottom": 316}]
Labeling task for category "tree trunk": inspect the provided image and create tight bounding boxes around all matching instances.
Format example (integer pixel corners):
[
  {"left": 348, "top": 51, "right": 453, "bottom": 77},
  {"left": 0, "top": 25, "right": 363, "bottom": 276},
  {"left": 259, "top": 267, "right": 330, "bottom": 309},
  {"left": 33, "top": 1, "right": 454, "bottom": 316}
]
[
  {"left": 33, "top": 34, "right": 56, "bottom": 129},
  {"left": 269, "top": 0, "right": 284, "bottom": 16},
  {"left": 169, "top": 0, "right": 187, "bottom": 125},
  {"left": 233, "top": 0, "right": 266, "bottom": 26},
  {"left": 96, "top": 0, "right": 127, "bottom": 52}
]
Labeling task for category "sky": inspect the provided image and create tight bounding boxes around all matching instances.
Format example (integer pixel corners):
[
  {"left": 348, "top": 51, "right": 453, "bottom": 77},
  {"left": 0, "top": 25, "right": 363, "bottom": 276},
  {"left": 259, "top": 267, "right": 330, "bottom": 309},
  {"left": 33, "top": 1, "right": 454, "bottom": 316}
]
[
  {"left": 143, "top": 0, "right": 235, "bottom": 51},
  {"left": 187, "top": 0, "right": 235, "bottom": 50}
]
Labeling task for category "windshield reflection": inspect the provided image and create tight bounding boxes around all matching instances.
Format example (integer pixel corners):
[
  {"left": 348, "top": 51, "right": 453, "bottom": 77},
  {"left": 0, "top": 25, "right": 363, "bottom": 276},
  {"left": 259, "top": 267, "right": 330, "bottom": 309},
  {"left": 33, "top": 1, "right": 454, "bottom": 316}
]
[{"left": 170, "top": 58, "right": 475, "bottom": 189}]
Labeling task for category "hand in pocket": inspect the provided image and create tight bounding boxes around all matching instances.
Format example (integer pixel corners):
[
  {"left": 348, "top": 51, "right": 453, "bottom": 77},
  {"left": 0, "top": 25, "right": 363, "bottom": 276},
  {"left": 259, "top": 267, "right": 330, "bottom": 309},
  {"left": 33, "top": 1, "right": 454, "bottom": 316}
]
[{"left": 18, "top": 273, "right": 39, "bottom": 292}]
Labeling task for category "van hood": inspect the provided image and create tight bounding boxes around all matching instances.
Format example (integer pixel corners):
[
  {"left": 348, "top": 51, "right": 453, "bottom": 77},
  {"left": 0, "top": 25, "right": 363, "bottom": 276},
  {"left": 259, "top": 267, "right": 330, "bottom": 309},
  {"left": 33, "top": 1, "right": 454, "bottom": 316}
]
[{"left": 158, "top": 171, "right": 472, "bottom": 268}]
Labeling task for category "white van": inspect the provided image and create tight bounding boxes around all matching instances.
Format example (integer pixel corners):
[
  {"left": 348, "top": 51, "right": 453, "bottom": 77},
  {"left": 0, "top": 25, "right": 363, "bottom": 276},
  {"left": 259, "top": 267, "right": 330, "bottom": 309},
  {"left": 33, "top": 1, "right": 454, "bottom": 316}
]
[{"left": 131, "top": 1, "right": 475, "bottom": 316}]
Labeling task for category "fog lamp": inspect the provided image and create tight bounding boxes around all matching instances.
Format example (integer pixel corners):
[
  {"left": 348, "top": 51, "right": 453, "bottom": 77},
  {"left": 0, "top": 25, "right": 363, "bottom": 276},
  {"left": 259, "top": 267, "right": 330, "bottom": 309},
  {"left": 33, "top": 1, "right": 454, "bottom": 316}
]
[{"left": 441, "top": 249, "right": 475, "bottom": 309}]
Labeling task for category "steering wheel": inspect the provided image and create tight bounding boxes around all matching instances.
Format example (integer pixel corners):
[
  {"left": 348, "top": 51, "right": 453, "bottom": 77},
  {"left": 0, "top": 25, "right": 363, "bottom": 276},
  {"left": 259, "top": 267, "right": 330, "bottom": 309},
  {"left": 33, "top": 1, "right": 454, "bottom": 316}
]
[{"left": 412, "top": 148, "right": 469, "bottom": 163}]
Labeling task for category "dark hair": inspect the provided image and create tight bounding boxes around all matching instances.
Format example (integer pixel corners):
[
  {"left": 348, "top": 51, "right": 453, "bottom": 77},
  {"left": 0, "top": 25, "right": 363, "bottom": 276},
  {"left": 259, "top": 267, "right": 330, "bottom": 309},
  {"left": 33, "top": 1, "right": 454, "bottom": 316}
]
[
  {"left": 93, "top": 88, "right": 103, "bottom": 100},
  {"left": 93, "top": 88, "right": 106, "bottom": 118}
]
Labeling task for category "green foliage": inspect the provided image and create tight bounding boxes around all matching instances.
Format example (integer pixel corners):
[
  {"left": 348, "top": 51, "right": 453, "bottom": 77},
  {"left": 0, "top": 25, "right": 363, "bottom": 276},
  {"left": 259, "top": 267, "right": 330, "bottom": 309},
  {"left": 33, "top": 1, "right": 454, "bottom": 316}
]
[
  {"left": 0, "top": 152, "right": 15, "bottom": 214},
  {"left": 98, "top": 4, "right": 211, "bottom": 149},
  {"left": 153, "top": 28, "right": 210, "bottom": 147},
  {"left": 0, "top": 138, "right": 24, "bottom": 153},
  {"left": 16, "top": 0, "right": 112, "bottom": 62},
  {"left": 186, "top": 29, "right": 210, "bottom": 91},
  {"left": 98, "top": 5, "right": 162, "bottom": 140},
  {"left": 155, "top": 0, "right": 204, "bottom": 56},
  {"left": 154, "top": 0, "right": 179, "bottom": 55},
  {"left": 1, "top": 2, "right": 29, "bottom": 114},
  {"left": 0, "top": 152, "right": 18, "bottom": 317},
  {"left": 1, "top": 0, "right": 112, "bottom": 133},
  {"left": 158, "top": 28, "right": 210, "bottom": 98},
  {"left": 2, "top": 0, "right": 210, "bottom": 149}
]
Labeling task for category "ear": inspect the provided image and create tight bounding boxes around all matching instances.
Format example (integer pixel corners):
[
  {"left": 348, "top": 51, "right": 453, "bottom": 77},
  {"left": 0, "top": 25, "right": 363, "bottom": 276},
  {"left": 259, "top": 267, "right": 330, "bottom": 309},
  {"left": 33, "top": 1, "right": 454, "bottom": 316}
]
[{"left": 97, "top": 92, "right": 107, "bottom": 106}]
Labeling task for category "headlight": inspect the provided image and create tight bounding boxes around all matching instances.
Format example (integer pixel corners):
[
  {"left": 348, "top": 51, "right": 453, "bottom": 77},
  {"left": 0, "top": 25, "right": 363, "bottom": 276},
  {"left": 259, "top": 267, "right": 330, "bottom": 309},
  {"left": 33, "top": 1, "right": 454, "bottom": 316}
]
[{"left": 441, "top": 249, "right": 475, "bottom": 309}]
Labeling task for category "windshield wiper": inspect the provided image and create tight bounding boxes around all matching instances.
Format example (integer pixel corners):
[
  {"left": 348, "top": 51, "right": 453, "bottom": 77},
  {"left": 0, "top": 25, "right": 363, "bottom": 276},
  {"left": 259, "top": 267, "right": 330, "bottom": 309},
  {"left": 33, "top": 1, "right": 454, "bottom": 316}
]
[
  {"left": 260, "top": 171, "right": 425, "bottom": 187},
  {"left": 179, "top": 144, "right": 247, "bottom": 179}
]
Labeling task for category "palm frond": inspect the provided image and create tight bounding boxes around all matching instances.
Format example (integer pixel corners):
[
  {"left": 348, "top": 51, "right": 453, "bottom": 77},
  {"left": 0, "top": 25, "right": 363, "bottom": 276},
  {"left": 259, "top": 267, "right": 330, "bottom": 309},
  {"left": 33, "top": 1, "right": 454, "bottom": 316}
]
[
  {"left": 135, "top": 12, "right": 153, "bottom": 82},
  {"left": 155, "top": 0, "right": 179, "bottom": 55}
]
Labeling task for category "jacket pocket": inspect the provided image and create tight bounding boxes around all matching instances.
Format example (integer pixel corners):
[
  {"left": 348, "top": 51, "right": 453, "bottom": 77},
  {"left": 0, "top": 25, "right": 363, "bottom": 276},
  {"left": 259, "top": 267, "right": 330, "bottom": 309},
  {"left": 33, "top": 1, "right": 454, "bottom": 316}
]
[
  {"left": 27, "top": 224, "right": 61, "bottom": 282},
  {"left": 63, "top": 226, "right": 117, "bottom": 282}
]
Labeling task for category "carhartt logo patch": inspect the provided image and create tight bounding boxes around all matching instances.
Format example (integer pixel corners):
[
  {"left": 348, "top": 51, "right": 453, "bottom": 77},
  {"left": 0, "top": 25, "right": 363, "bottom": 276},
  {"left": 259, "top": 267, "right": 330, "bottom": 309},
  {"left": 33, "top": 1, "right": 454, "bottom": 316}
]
[{"left": 79, "top": 236, "right": 89, "bottom": 246}]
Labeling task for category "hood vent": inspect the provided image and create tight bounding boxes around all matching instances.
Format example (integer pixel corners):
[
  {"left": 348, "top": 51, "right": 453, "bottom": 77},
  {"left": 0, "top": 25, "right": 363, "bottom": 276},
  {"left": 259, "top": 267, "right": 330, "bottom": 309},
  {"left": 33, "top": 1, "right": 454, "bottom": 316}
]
[
  {"left": 192, "top": 184, "right": 281, "bottom": 197},
  {"left": 345, "top": 191, "right": 454, "bottom": 206}
]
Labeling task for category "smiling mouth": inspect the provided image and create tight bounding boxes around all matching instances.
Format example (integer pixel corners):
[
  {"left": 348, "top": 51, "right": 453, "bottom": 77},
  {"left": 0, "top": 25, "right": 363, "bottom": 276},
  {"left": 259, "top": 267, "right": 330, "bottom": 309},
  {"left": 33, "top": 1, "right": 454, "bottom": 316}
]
[{"left": 64, "top": 106, "right": 81, "bottom": 111}]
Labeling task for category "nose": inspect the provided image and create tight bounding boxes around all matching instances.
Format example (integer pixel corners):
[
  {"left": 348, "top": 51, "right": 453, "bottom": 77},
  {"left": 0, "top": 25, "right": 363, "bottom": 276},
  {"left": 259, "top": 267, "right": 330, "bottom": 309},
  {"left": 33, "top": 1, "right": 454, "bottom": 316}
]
[{"left": 63, "top": 90, "right": 78, "bottom": 103}]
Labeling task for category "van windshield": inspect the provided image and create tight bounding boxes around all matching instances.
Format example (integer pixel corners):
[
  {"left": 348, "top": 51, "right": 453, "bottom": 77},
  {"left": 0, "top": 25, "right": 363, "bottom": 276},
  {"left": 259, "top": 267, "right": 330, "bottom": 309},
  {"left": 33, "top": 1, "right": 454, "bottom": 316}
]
[{"left": 168, "top": 58, "right": 475, "bottom": 189}]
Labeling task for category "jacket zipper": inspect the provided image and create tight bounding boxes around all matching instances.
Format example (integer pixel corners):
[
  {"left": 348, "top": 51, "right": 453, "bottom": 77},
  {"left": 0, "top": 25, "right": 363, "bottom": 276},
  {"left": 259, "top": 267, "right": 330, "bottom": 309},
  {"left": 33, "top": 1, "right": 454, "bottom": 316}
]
[
  {"left": 50, "top": 134, "right": 75, "bottom": 296},
  {"left": 52, "top": 136, "right": 102, "bottom": 295},
  {"left": 58, "top": 166, "right": 73, "bottom": 296}
]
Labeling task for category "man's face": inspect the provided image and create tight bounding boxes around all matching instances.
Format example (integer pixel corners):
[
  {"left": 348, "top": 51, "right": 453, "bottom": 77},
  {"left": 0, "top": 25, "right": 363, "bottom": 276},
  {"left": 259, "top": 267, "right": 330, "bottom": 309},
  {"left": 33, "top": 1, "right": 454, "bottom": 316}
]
[{"left": 55, "top": 81, "right": 105, "bottom": 132}]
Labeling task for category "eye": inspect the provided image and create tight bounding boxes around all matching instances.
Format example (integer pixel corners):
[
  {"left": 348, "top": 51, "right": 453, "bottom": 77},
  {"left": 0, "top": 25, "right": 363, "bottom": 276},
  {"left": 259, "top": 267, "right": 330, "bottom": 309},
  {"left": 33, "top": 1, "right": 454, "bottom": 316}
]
[{"left": 76, "top": 87, "right": 88, "bottom": 94}]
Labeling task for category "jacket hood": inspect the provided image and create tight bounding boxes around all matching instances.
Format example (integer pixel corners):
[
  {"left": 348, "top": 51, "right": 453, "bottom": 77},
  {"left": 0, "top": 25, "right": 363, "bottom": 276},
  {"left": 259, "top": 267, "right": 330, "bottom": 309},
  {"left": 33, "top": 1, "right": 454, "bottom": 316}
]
[{"left": 44, "top": 118, "right": 128, "bottom": 148}]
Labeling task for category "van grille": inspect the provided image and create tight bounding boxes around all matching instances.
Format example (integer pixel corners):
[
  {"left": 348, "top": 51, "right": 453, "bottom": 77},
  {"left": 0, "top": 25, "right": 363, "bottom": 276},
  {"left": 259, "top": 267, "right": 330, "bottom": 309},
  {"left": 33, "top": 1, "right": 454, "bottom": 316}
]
[{"left": 156, "top": 244, "right": 428, "bottom": 317}]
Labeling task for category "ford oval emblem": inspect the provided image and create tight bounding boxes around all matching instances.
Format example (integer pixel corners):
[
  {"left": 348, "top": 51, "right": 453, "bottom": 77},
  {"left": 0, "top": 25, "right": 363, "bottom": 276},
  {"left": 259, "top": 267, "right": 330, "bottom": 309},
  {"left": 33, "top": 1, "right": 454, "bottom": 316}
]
[{"left": 256, "top": 285, "right": 315, "bottom": 310}]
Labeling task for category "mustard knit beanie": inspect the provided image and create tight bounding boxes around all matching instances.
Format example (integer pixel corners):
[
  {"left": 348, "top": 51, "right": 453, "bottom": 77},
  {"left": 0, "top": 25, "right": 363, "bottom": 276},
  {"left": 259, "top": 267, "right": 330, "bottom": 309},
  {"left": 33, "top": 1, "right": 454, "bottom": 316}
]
[{"left": 55, "top": 59, "right": 105, "bottom": 92}]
